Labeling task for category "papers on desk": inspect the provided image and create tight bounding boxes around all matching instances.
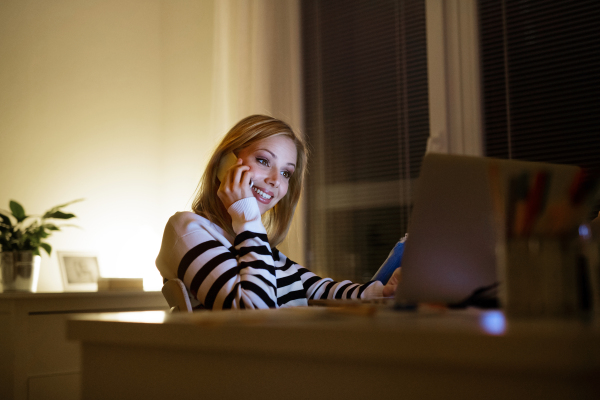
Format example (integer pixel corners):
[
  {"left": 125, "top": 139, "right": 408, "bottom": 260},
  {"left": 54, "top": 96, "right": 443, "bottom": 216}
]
[{"left": 97, "top": 278, "right": 144, "bottom": 291}]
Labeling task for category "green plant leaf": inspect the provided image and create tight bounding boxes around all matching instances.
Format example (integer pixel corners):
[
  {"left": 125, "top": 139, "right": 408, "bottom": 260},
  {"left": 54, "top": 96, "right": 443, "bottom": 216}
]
[
  {"left": 43, "top": 224, "right": 60, "bottom": 231},
  {"left": 9, "top": 200, "right": 26, "bottom": 222},
  {"left": 39, "top": 242, "right": 52, "bottom": 256},
  {"left": 55, "top": 198, "right": 84, "bottom": 209},
  {"left": 45, "top": 211, "right": 76, "bottom": 220},
  {"left": 0, "top": 212, "right": 12, "bottom": 227},
  {"left": 42, "top": 198, "right": 84, "bottom": 218},
  {"left": 0, "top": 222, "right": 11, "bottom": 233},
  {"left": 57, "top": 223, "right": 81, "bottom": 229},
  {"left": 2, "top": 200, "right": 80, "bottom": 253}
]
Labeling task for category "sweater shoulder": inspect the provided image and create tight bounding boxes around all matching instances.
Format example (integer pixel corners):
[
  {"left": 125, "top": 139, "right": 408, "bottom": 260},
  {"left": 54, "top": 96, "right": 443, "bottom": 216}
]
[
  {"left": 167, "top": 211, "right": 209, "bottom": 230},
  {"left": 165, "top": 212, "right": 226, "bottom": 239},
  {"left": 156, "top": 212, "right": 231, "bottom": 280}
]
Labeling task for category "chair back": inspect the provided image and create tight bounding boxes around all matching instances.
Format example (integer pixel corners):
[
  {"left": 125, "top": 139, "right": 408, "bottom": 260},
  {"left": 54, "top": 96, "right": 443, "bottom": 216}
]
[{"left": 161, "top": 279, "right": 192, "bottom": 313}]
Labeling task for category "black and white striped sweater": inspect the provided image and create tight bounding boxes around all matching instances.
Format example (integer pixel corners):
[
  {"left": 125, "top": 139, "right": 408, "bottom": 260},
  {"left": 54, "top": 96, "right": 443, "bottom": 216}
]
[{"left": 156, "top": 197, "right": 383, "bottom": 309}]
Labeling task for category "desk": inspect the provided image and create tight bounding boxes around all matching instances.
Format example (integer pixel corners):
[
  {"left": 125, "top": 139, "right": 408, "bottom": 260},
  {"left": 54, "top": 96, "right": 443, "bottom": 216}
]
[
  {"left": 0, "top": 291, "right": 168, "bottom": 400},
  {"left": 67, "top": 306, "right": 600, "bottom": 400}
]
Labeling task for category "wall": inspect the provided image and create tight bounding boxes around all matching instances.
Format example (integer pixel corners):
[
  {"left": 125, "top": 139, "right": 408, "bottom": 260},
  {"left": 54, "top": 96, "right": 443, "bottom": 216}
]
[{"left": 0, "top": 0, "right": 216, "bottom": 291}]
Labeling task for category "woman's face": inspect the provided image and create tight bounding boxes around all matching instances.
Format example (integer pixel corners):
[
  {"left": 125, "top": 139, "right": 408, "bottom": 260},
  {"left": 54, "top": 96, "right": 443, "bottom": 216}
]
[{"left": 237, "top": 135, "right": 297, "bottom": 215}]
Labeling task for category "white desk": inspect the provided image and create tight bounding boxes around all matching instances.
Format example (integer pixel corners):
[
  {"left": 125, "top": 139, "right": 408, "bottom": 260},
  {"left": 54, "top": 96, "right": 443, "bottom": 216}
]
[
  {"left": 0, "top": 291, "right": 168, "bottom": 400},
  {"left": 67, "top": 306, "right": 600, "bottom": 400}
]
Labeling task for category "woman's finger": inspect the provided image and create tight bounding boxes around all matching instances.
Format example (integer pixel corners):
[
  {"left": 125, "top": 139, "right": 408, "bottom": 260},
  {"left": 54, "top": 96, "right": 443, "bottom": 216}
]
[
  {"left": 231, "top": 164, "right": 250, "bottom": 186},
  {"left": 381, "top": 268, "right": 402, "bottom": 297},
  {"left": 382, "top": 282, "right": 397, "bottom": 298},
  {"left": 240, "top": 170, "right": 254, "bottom": 195},
  {"left": 389, "top": 267, "right": 402, "bottom": 285}
]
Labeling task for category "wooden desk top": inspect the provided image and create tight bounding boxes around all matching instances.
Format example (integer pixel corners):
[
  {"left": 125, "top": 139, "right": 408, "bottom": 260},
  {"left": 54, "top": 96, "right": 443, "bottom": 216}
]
[{"left": 67, "top": 306, "right": 600, "bottom": 373}]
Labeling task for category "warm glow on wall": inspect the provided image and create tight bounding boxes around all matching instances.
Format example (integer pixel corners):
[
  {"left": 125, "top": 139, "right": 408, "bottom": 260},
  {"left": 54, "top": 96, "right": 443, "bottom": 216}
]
[
  {"left": 95, "top": 223, "right": 164, "bottom": 291},
  {"left": 0, "top": 0, "right": 217, "bottom": 292}
]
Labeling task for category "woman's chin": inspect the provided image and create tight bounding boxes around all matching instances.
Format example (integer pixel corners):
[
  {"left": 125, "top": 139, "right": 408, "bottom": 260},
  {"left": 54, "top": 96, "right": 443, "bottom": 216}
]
[
  {"left": 257, "top": 203, "right": 272, "bottom": 215},
  {"left": 252, "top": 192, "right": 272, "bottom": 211},
  {"left": 255, "top": 198, "right": 278, "bottom": 215}
]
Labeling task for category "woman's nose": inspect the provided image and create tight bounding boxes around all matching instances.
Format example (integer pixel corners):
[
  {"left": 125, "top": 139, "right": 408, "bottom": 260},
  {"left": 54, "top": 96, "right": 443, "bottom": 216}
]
[{"left": 266, "top": 170, "right": 280, "bottom": 188}]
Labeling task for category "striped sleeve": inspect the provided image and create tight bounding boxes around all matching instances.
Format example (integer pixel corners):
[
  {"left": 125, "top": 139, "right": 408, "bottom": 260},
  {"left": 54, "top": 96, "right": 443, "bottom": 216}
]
[
  {"left": 171, "top": 230, "right": 277, "bottom": 310},
  {"left": 294, "top": 265, "right": 385, "bottom": 301},
  {"left": 275, "top": 255, "right": 308, "bottom": 307},
  {"left": 156, "top": 199, "right": 278, "bottom": 310}
]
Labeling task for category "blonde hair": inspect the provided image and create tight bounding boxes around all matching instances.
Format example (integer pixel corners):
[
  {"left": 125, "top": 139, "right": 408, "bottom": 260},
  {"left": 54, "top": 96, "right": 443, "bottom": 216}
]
[{"left": 192, "top": 115, "right": 307, "bottom": 247}]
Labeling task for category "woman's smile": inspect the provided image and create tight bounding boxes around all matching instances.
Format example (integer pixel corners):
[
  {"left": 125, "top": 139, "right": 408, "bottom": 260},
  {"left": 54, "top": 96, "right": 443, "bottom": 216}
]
[{"left": 252, "top": 185, "right": 274, "bottom": 203}]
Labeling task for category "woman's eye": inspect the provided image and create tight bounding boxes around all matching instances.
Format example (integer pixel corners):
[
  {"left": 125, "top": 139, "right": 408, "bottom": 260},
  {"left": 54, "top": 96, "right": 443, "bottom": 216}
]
[
  {"left": 281, "top": 171, "right": 292, "bottom": 179},
  {"left": 257, "top": 158, "right": 269, "bottom": 166}
]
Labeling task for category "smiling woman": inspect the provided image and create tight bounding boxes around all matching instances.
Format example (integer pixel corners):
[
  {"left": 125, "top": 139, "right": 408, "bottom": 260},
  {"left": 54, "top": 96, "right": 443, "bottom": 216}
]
[
  {"left": 220, "top": 135, "right": 297, "bottom": 216},
  {"left": 155, "top": 115, "right": 401, "bottom": 310}
]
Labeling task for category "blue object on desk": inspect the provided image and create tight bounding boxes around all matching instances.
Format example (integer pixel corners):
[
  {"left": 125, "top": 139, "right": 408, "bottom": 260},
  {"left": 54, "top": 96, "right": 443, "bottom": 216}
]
[{"left": 372, "top": 236, "right": 406, "bottom": 284}]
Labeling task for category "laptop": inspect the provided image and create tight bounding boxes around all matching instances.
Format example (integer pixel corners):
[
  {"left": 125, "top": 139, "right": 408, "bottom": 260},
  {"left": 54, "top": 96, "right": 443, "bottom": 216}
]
[{"left": 394, "top": 153, "right": 580, "bottom": 306}]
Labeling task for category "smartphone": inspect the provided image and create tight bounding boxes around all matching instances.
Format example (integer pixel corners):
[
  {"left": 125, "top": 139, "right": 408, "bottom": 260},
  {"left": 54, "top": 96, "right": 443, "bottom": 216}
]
[
  {"left": 371, "top": 235, "right": 407, "bottom": 284},
  {"left": 217, "top": 152, "right": 253, "bottom": 187}
]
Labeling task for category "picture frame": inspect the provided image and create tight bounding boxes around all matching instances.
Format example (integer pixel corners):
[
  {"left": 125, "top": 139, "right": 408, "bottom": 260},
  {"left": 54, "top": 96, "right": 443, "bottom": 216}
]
[{"left": 57, "top": 251, "right": 100, "bottom": 291}]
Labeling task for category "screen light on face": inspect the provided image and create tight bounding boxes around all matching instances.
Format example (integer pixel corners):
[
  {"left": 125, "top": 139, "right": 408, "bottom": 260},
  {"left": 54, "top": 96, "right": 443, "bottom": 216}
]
[{"left": 479, "top": 310, "right": 506, "bottom": 335}]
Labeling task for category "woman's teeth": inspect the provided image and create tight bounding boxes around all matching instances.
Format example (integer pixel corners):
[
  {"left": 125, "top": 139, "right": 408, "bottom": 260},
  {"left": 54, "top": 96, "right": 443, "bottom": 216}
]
[{"left": 253, "top": 186, "right": 272, "bottom": 200}]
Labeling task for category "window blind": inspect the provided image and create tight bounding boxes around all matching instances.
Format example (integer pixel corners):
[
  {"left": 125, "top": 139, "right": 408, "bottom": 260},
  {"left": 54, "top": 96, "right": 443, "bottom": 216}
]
[
  {"left": 480, "top": 0, "right": 600, "bottom": 219},
  {"left": 302, "top": 0, "right": 429, "bottom": 281}
]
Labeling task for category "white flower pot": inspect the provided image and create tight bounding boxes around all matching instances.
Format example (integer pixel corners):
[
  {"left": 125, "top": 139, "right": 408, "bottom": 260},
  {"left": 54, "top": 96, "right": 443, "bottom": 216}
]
[{"left": 1, "top": 251, "right": 41, "bottom": 292}]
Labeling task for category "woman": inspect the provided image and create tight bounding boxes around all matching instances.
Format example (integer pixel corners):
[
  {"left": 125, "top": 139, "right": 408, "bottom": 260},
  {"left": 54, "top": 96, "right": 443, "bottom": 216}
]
[{"left": 156, "top": 115, "right": 400, "bottom": 310}]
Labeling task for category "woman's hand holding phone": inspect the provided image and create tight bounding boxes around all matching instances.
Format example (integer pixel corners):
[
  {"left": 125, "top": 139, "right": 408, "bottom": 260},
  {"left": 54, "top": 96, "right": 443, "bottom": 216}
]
[
  {"left": 217, "top": 156, "right": 255, "bottom": 210},
  {"left": 382, "top": 267, "right": 401, "bottom": 297}
]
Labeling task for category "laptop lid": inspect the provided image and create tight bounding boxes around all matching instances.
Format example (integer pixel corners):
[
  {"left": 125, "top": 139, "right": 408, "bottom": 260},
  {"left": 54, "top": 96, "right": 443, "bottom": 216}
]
[{"left": 395, "top": 153, "right": 579, "bottom": 305}]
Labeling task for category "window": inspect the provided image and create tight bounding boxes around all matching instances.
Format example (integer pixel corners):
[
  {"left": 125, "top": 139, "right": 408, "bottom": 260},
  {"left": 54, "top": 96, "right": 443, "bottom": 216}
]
[
  {"left": 302, "top": 0, "right": 429, "bottom": 281},
  {"left": 480, "top": 0, "right": 600, "bottom": 218},
  {"left": 301, "top": 0, "right": 600, "bottom": 283}
]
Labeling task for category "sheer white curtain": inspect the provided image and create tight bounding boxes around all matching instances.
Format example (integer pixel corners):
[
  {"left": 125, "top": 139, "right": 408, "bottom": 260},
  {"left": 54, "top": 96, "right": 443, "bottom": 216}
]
[
  {"left": 210, "top": 0, "right": 305, "bottom": 262},
  {"left": 425, "top": 0, "right": 483, "bottom": 156},
  {"left": 211, "top": 0, "right": 302, "bottom": 134}
]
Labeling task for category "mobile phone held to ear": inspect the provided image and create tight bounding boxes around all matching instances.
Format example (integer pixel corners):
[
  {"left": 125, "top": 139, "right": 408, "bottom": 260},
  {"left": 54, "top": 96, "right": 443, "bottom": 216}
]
[
  {"left": 217, "top": 152, "right": 253, "bottom": 186},
  {"left": 217, "top": 152, "right": 238, "bottom": 182}
]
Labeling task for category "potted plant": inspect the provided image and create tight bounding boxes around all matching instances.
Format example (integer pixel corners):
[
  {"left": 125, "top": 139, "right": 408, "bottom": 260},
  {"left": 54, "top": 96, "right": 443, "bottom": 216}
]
[{"left": 0, "top": 199, "right": 81, "bottom": 291}]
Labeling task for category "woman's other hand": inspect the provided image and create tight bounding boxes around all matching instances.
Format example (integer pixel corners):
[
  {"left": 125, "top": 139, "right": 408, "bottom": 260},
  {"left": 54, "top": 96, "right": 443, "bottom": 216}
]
[
  {"left": 382, "top": 267, "right": 401, "bottom": 297},
  {"left": 217, "top": 158, "right": 255, "bottom": 210}
]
